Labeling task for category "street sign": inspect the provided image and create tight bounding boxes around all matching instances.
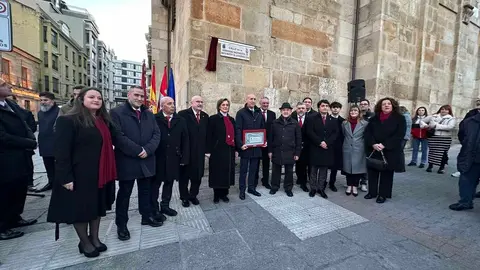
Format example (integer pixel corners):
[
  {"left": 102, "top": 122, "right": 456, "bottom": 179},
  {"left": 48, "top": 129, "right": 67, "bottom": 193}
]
[{"left": 0, "top": 0, "right": 12, "bottom": 52}]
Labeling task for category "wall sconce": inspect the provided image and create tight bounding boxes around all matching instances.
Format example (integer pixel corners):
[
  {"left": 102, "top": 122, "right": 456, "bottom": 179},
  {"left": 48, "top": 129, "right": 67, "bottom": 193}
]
[{"left": 463, "top": 4, "right": 475, "bottom": 25}]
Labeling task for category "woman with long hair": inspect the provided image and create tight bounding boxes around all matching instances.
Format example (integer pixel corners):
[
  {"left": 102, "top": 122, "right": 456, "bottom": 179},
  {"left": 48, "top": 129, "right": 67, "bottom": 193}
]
[
  {"left": 206, "top": 98, "right": 237, "bottom": 203},
  {"left": 47, "top": 88, "right": 117, "bottom": 258},
  {"left": 420, "top": 105, "right": 456, "bottom": 174},
  {"left": 342, "top": 105, "right": 368, "bottom": 197},
  {"left": 408, "top": 107, "right": 429, "bottom": 168},
  {"left": 364, "top": 97, "right": 406, "bottom": 203}
]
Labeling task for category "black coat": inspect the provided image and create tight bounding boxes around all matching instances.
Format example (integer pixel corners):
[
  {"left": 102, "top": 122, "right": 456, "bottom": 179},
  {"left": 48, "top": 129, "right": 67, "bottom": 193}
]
[
  {"left": 331, "top": 115, "right": 345, "bottom": 170},
  {"left": 206, "top": 114, "right": 236, "bottom": 189},
  {"left": 0, "top": 100, "right": 37, "bottom": 184},
  {"left": 155, "top": 112, "right": 189, "bottom": 182},
  {"left": 364, "top": 112, "right": 406, "bottom": 173},
  {"left": 177, "top": 108, "right": 208, "bottom": 179},
  {"left": 458, "top": 109, "right": 479, "bottom": 142},
  {"left": 305, "top": 113, "right": 339, "bottom": 167},
  {"left": 38, "top": 105, "right": 59, "bottom": 157},
  {"left": 110, "top": 103, "right": 161, "bottom": 180},
  {"left": 268, "top": 117, "right": 302, "bottom": 165},
  {"left": 292, "top": 108, "right": 317, "bottom": 120},
  {"left": 457, "top": 114, "right": 480, "bottom": 173},
  {"left": 261, "top": 109, "right": 276, "bottom": 135},
  {"left": 47, "top": 116, "right": 116, "bottom": 224},
  {"left": 235, "top": 105, "right": 266, "bottom": 158}
]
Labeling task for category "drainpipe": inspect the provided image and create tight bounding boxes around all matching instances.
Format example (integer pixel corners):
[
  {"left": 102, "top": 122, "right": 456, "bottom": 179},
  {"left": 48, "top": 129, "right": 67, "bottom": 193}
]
[{"left": 351, "top": 0, "right": 360, "bottom": 80}]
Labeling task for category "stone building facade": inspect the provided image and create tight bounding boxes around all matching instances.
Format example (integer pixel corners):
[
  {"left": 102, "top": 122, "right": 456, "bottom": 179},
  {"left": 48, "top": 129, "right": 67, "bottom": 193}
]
[{"left": 151, "top": 0, "right": 480, "bottom": 117}]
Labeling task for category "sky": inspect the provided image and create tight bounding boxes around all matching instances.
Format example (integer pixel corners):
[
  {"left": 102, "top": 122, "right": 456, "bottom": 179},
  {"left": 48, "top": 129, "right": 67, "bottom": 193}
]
[{"left": 66, "top": 0, "right": 151, "bottom": 62}]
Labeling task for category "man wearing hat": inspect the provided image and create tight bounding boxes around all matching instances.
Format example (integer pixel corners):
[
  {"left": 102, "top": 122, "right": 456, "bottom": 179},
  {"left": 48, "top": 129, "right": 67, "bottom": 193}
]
[{"left": 268, "top": 103, "right": 302, "bottom": 196}]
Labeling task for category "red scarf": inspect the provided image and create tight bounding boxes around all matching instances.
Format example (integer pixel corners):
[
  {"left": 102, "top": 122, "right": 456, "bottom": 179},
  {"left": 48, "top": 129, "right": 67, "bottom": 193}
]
[
  {"left": 223, "top": 116, "right": 235, "bottom": 146},
  {"left": 349, "top": 118, "right": 358, "bottom": 132},
  {"left": 95, "top": 117, "right": 117, "bottom": 188},
  {"left": 379, "top": 112, "right": 391, "bottom": 123}
]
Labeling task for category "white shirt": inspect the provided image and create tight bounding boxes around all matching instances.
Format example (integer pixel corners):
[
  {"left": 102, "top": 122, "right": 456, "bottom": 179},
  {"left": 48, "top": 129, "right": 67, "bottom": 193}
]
[
  {"left": 297, "top": 114, "right": 305, "bottom": 123},
  {"left": 261, "top": 109, "right": 268, "bottom": 121},
  {"left": 220, "top": 112, "right": 228, "bottom": 117},
  {"left": 0, "top": 100, "right": 13, "bottom": 112},
  {"left": 192, "top": 107, "right": 201, "bottom": 116},
  {"left": 331, "top": 114, "right": 339, "bottom": 119},
  {"left": 163, "top": 112, "right": 172, "bottom": 121}
]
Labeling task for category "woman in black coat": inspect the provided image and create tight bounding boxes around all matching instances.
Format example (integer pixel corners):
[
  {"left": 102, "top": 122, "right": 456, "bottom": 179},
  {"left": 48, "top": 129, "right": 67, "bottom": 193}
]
[
  {"left": 47, "top": 88, "right": 117, "bottom": 258},
  {"left": 364, "top": 97, "right": 406, "bottom": 203},
  {"left": 206, "top": 98, "right": 237, "bottom": 203}
]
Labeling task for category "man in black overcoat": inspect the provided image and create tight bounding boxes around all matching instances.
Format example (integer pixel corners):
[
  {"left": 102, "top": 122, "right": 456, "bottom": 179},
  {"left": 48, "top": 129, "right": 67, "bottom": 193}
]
[
  {"left": 327, "top": 101, "right": 345, "bottom": 192},
  {"left": 177, "top": 96, "right": 208, "bottom": 207},
  {"left": 0, "top": 79, "right": 38, "bottom": 240},
  {"left": 292, "top": 102, "right": 309, "bottom": 192},
  {"left": 155, "top": 97, "right": 190, "bottom": 215},
  {"left": 111, "top": 86, "right": 162, "bottom": 241},
  {"left": 255, "top": 97, "right": 276, "bottom": 189}
]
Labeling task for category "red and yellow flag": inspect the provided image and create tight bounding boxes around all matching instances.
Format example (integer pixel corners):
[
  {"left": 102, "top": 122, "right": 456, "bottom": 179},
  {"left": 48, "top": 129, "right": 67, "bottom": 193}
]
[{"left": 149, "top": 64, "right": 158, "bottom": 113}]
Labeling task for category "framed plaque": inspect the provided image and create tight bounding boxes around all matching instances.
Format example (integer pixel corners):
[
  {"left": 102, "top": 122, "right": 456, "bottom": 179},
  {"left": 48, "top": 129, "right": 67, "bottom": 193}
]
[{"left": 242, "top": 129, "right": 266, "bottom": 147}]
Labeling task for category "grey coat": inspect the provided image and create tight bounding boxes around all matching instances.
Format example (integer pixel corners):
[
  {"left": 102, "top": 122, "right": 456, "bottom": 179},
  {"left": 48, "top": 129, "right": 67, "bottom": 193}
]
[{"left": 342, "top": 120, "right": 368, "bottom": 174}]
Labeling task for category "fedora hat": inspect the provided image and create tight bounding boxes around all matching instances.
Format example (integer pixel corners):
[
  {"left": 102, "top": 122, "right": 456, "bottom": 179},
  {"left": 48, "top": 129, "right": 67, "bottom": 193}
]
[{"left": 279, "top": 102, "right": 293, "bottom": 110}]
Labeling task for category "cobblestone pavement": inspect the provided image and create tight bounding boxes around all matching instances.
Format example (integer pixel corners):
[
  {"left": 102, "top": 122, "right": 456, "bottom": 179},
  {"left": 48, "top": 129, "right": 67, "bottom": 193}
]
[{"left": 0, "top": 145, "right": 478, "bottom": 269}]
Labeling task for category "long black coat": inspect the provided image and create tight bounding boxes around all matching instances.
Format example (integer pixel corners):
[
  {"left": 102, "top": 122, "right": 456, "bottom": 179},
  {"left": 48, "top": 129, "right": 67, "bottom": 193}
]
[
  {"left": 47, "top": 116, "right": 116, "bottom": 224},
  {"left": 331, "top": 115, "right": 345, "bottom": 170},
  {"left": 110, "top": 103, "right": 161, "bottom": 180},
  {"left": 235, "top": 105, "right": 266, "bottom": 158},
  {"left": 155, "top": 112, "right": 189, "bottom": 182},
  {"left": 38, "top": 105, "right": 59, "bottom": 157},
  {"left": 177, "top": 108, "right": 208, "bottom": 179},
  {"left": 457, "top": 114, "right": 480, "bottom": 173},
  {"left": 0, "top": 100, "right": 37, "bottom": 184},
  {"left": 268, "top": 117, "right": 302, "bottom": 165},
  {"left": 206, "top": 114, "right": 236, "bottom": 189},
  {"left": 364, "top": 112, "right": 406, "bottom": 172},
  {"left": 262, "top": 109, "right": 276, "bottom": 135},
  {"left": 305, "top": 113, "right": 339, "bottom": 167}
]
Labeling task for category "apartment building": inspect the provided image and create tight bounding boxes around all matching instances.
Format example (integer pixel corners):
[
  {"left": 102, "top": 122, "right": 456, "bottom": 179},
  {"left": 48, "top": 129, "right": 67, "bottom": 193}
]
[{"left": 113, "top": 59, "right": 142, "bottom": 106}]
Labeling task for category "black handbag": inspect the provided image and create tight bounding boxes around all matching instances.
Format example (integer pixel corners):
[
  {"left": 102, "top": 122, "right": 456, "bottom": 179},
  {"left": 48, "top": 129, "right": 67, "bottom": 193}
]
[{"left": 366, "top": 150, "right": 388, "bottom": 171}]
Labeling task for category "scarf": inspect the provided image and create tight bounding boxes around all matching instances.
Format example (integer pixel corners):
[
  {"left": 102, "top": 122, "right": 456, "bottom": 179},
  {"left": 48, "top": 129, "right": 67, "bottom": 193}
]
[
  {"left": 379, "top": 112, "right": 391, "bottom": 123},
  {"left": 95, "top": 117, "right": 117, "bottom": 188},
  {"left": 349, "top": 118, "right": 358, "bottom": 132},
  {"left": 223, "top": 115, "right": 235, "bottom": 146}
]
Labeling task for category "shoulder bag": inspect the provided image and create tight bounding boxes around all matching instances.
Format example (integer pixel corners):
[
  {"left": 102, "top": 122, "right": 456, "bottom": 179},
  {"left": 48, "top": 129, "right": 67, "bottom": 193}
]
[{"left": 366, "top": 150, "right": 388, "bottom": 171}]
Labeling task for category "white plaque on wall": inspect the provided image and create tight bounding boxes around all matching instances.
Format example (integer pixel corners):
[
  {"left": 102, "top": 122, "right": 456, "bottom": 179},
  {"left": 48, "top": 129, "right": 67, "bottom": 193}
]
[{"left": 219, "top": 39, "right": 256, "bottom": 61}]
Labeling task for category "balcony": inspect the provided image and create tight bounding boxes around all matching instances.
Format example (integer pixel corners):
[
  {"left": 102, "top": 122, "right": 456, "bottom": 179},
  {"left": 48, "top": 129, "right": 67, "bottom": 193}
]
[{"left": 1, "top": 73, "right": 40, "bottom": 92}]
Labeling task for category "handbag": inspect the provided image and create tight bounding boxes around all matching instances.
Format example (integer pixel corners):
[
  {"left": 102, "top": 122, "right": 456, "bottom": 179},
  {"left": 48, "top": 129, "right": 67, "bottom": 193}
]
[
  {"left": 426, "top": 128, "right": 435, "bottom": 138},
  {"left": 366, "top": 150, "right": 388, "bottom": 171}
]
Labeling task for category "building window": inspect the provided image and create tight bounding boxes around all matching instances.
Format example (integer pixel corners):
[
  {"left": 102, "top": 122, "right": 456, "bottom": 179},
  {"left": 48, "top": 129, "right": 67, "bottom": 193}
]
[
  {"left": 91, "top": 50, "right": 96, "bottom": 60},
  {"left": 79, "top": 72, "right": 82, "bottom": 84},
  {"left": 73, "top": 69, "right": 76, "bottom": 83},
  {"left": 52, "top": 77, "right": 59, "bottom": 93},
  {"left": 51, "top": 30, "right": 58, "bottom": 47},
  {"left": 65, "top": 46, "right": 69, "bottom": 60},
  {"left": 84, "top": 74, "right": 87, "bottom": 84},
  {"left": 43, "top": 26, "right": 48, "bottom": 42},
  {"left": 122, "top": 85, "right": 127, "bottom": 90},
  {"left": 44, "top": 76, "right": 49, "bottom": 91},
  {"left": 122, "top": 70, "right": 127, "bottom": 75},
  {"left": 84, "top": 58, "right": 87, "bottom": 68},
  {"left": 1, "top": 58, "right": 10, "bottom": 83},
  {"left": 65, "top": 65, "right": 69, "bottom": 79},
  {"left": 21, "top": 67, "right": 28, "bottom": 88},
  {"left": 86, "top": 33, "right": 90, "bottom": 44},
  {"left": 66, "top": 85, "right": 69, "bottom": 97},
  {"left": 24, "top": 100, "right": 31, "bottom": 111},
  {"left": 43, "top": 51, "right": 48, "bottom": 67},
  {"left": 121, "top": 63, "right": 127, "bottom": 68},
  {"left": 52, "top": 54, "right": 58, "bottom": 71},
  {"left": 72, "top": 52, "right": 76, "bottom": 65},
  {"left": 78, "top": 55, "right": 82, "bottom": 67},
  {"left": 122, "top": 77, "right": 127, "bottom": 83}
]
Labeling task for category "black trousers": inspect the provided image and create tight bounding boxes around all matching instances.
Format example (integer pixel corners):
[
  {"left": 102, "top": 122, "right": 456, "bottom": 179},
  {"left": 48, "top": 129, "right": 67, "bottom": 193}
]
[
  {"left": 367, "top": 168, "right": 394, "bottom": 198},
  {"left": 255, "top": 148, "right": 271, "bottom": 186},
  {"left": 346, "top": 173, "right": 362, "bottom": 186},
  {"left": 213, "top": 188, "right": 229, "bottom": 199},
  {"left": 271, "top": 163, "right": 294, "bottom": 191},
  {"left": 310, "top": 166, "right": 328, "bottom": 190},
  {"left": 329, "top": 169, "right": 338, "bottom": 186},
  {"left": 179, "top": 165, "right": 202, "bottom": 200},
  {"left": 42, "top": 156, "right": 55, "bottom": 185},
  {"left": 151, "top": 176, "right": 174, "bottom": 210},
  {"left": 115, "top": 178, "right": 153, "bottom": 226},
  {"left": 295, "top": 150, "right": 310, "bottom": 185},
  {"left": 239, "top": 158, "right": 260, "bottom": 192},
  {"left": 0, "top": 180, "right": 28, "bottom": 232},
  {"left": 27, "top": 156, "right": 34, "bottom": 186}
]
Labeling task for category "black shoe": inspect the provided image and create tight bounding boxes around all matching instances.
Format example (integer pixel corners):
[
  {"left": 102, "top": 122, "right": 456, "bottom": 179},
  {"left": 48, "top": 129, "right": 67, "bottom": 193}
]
[
  {"left": 376, "top": 196, "right": 386, "bottom": 203},
  {"left": 181, "top": 199, "right": 190, "bottom": 208},
  {"left": 78, "top": 242, "right": 100, "bottom": 258},
  {"left": 300, "top": 184, "right": 309, "bottom": 192},
  {"left": 213, "top": 197, "right": 220, "bottom": 204},
  {"left": 449, "top": 203, "right": 473, "bottom": 211},
  {"left": 89, "top": 235, "right": 107, "bottom": 252},
  {"left": 220, "top": 196, "right": 229, "bottom": 203},
  {"left": 318, "top": 190, "right": 328, "bottom": 199},
  {"left": 269, "top": 189, "right": 277, "bottom": 195},
  {"left": 364, "top": 193, "right": 374, "bottom": 199},
  {"left": 189, "top": 197, "right": 200, "bottom": 205},
  {"left": 437, "top": 169, "right": 445, "bottom": 174},
  {"left": 161, "top": 207, "right": 178, "bottom": 217},
  {"left": 263, "top": 183, "right": 272, "bottom": 189},
  {"left": 141, "top": 216, "right": 163, "bottom": 227},
  {"left": 248, "top": 189, "right": 261, "bottom": 197},
  {"left": 0, "top": 229, "right": 24, "bottom": 240},
  {"left": 418, "top": 164, "right": 425, "bottom": 168},
  {"left": 9, "top": 218, "right": 37, "bottom": 229},
  {"left": 345, "top": 189, "right": 352, "bottom": 196},
  {"left": 35, "top": 183, "right": 52, "bottom": 193},
  {"left": 286, "top": 190, "right": 293, "bottom": 197},
  {"left": 153, "top": 211, "right": 167, "bottom": 222},
  {"left": 329, "top": 185, "right": 338, "bottom": 192},
  {"left": 309, "top": 190, "right": 316, "bottom": 197},
  {"left": 475, "top": 192, "right": 480, "bottom": 199},
  {"left": 407, "top": 162, "right": 416, "bottom": 166},
  {"left": 426, "top": 165, "right": 433, "bottom": 172},
  {"left": 239, "top": 191, "right": 246, "bottom": 200},
  {"left": 117, "top": 225, "right": 130, "bottom": 241}
]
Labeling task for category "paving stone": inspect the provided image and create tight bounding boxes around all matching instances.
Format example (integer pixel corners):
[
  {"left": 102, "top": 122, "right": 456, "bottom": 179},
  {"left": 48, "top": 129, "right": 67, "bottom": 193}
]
[
  {"left": 336, "top": 222, "right": 406, "bottom": 251},
  {"left": 324, "top": 253, "right": 388, "bottom": 270},
  {"left": 204, "top": 209, "right": 236, "bottom": 233}
]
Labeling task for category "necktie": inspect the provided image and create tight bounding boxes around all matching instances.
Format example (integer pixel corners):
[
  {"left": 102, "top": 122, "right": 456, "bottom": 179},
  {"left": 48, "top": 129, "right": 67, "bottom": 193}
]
[
  {"left": 262, "top": 110, "right": 266, "bottom": 120},
  {"left": 298, "top": 117, "right": 303, "bottom": 127},
  {"left": 135, "top": 110, "right": 141, "bottom": 120},
  {"left": 166, "top": 115, "right": 171, "bottom": 128},
  {"left": 196, "top": 112, "right": 200, "bottom": 123},
  {"left": 322, "top": 115, "right": 326, "bottom": 125}
]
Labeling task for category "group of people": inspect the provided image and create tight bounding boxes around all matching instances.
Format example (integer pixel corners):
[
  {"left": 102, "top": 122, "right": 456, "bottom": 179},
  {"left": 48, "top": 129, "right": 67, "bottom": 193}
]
[{"left": 1, "top": 74, "right": 480, "bottom": 256}]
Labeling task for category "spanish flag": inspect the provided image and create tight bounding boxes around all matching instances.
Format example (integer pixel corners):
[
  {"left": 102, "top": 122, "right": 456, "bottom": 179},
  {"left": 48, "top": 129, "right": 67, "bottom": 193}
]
[{"left": 149, "top": 64, "right": 158, "bottom": 114}]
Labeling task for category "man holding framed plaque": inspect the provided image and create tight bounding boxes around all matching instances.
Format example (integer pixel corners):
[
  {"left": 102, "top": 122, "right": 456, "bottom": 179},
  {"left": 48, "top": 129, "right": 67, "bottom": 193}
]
[{"left": 235, "top": 94, "right": 266, "bottom": 200}]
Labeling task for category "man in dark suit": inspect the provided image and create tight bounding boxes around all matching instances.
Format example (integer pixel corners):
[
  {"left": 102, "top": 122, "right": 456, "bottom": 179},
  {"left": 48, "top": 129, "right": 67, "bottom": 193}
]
[
  {"left": 155, "top": 97, "right": 189, "bottom": 214},
  {"left": 111, "top": 86, "right": 162, "bottom": 241},
  {"left": 303, "top": 97, "right": 317, "bottom": 117},
  {"left": 293, "top": 102, "right": 309, "bottom": 192},
  {"left": 0, "top": 78, "right": 38, "bottom": 240},
  {"left": 177, "top": 96, "right": 206, "bottom": 207},
  {"left": 255, "top": 97, "right": 276, "bottom": 189},
  {"left": 305, "top": 100, "right": 339, "bottom": 199},
  {"left": 327, "top": 101, "right": 345, "bottom": 192}
]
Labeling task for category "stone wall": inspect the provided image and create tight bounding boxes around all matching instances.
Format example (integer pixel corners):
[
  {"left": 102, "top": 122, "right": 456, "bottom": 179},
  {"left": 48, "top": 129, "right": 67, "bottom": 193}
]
[{"left": 172, "top": 0, "right": 191, "bottom": 108}]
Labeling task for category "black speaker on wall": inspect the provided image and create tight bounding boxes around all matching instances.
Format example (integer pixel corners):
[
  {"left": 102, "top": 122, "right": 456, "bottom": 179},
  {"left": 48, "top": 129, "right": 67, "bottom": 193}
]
[{"left": 347, "top": 79, "right": 366, "bottom": 103}]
